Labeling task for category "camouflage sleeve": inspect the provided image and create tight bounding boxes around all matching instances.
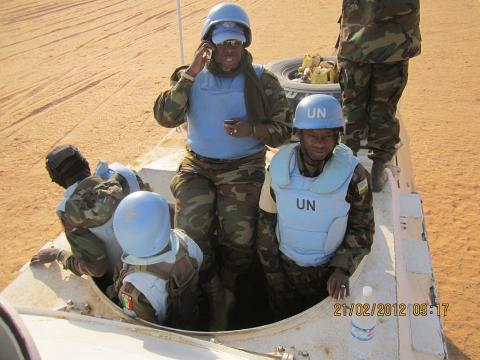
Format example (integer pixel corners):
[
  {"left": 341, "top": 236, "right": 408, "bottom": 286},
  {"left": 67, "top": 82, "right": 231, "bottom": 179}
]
[
  {"left": 118, "top": 282, "right": 158, "bottom": 323},
  {"left": 136, "top": 173, "right": 152, "bottom": 191},
  {"left": 58, "top": 217, "right": 108, "bottom": 277},
  {"left": 252, "top": 69, "right": 292, "bottom": 147},
  {"left": 329, "top": 163, "right": 375, "bottom": 275},
  {"left": 256, "top": 209, "right": 286, "bottom": 290},
  {"left": 153, "top": 66, "right": 193, "bottom": 128},
  {"left": 375, "top": 0, "right": 420, "bottom": 21},
  {"left": 64, "top": 176, "right": 125, "bottom": 228}
]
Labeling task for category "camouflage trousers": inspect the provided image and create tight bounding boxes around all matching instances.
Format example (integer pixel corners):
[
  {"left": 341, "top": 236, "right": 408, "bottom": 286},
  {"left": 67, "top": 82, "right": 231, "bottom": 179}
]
[
  {"left": 339, "top": 59, "right": 409, "bottom": 162},
  {"left": 271, "top": 254, "right": 333, "bottom": 318},
  {"left": 170, "top": 149, "right": 265, "bottom": 290}
]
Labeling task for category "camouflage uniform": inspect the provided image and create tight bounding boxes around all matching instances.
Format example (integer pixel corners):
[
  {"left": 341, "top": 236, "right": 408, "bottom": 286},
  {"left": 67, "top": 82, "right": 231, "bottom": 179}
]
[
  {"left": 57, "top": 172, "right": 150, "bottom": 281},
  {"left": 337, "top": 0, "right": 421, "bottom": 162},
  {"left": 115, "top": 231, "right": 202, "bottom": 330},
  {"left": 153, "top": 67, "right": 291, "bottom": 290},
  {"left": 257, "top": 146, "right": 374, "bottom": 317}
]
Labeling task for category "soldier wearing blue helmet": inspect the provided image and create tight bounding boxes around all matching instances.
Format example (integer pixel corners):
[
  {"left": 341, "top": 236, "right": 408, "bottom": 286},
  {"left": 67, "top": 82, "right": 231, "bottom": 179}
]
[
  {"left": 153, "top": 3, "right": 292, "bottom": 330},
  {"left": 256, "top": 95, "right": 375, "bottom": 319},
  {"left": 113, "top": 191, "right": 203, "bottom": 330}
]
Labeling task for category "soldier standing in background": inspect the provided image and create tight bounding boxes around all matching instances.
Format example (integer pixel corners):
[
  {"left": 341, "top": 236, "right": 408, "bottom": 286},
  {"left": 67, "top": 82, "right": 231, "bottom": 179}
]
[
  {"left": 337, "top": 0, "right": 421, "bottom": 191},
  {"left": 31, "top": 145, "right": 150, "bottom": 283},
  {"left": 153, "top": 3, "right": 291, "bottom": 330},
  {"left": 256, "top": 95, "right": 374, "bottom": 319}
]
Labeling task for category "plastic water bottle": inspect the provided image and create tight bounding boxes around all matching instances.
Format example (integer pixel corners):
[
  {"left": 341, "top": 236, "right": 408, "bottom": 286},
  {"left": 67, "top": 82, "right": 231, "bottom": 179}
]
[{"left": 349, "top": 286, "right": 377, "bottom": 359}]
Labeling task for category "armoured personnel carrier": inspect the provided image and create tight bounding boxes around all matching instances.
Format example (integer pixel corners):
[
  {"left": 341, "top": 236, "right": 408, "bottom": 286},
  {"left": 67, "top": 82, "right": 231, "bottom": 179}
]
[{"left": 1, "top": 57, "right": 447, "bottom": 360}]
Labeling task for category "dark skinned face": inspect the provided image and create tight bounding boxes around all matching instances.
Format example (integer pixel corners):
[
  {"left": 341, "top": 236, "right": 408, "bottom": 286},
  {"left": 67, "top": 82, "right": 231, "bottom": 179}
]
[
  {"left": 213, "top": 41, "right": 244, "bottom": 71},
  {"left": 300, "top": 129, "right": 336, "bottom": 162}
]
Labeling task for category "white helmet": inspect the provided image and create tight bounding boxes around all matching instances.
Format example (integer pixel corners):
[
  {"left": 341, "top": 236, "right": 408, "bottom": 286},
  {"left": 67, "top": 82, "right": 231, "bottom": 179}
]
[{"left": 113, "top": 191, "right": 170, "bottom": 258}]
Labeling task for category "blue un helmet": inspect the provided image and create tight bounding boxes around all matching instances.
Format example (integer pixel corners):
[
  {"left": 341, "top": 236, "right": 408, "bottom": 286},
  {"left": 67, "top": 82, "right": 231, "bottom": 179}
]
[
  {"left": 294, "top": 94, "right": 344, "bottom": 130},
  {"left": 113, "top": 191, "right": 170, "bottom": 258},
  {"left": 201, "top": 3, "right": 252, "bottom": 47}
]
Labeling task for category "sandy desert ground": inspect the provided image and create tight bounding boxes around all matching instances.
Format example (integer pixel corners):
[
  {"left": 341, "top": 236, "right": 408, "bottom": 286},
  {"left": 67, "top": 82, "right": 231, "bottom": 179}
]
[{"left": 0, "top": 0, "right": 479, "bottom": 358}]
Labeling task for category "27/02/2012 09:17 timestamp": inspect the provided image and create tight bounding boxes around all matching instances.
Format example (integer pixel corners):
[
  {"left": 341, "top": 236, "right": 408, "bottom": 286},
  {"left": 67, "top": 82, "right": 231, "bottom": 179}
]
[{"left": 333, "top": 303, "right": 449, "bottom": 317}]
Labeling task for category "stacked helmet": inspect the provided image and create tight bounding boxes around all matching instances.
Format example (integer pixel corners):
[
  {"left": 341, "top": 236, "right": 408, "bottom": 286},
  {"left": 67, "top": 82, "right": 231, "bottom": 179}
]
[
  {"left": 294, "top": 94, "right": 344, "bottom": 130},
  {"left": 201, "top": 3, "right": 252, "bottom": 47},
  {"left": 45, "top": 145, "right": 90, "bottom": 188},
  {"left": 113, "top": 191, "right": 171, "bottom": 258}
]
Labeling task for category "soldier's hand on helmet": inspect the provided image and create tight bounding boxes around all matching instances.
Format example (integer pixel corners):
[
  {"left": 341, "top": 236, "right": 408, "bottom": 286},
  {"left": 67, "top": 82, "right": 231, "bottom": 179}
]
[
  {"left": 327, "top": 268, "right": 350, "bottom": 301},
  {"left": 186, "top": 41, "right": 215, "bottom": 78},
  {"left": 224, "top": 118, "right": 253, "bottom": 138},
  {"left": 30, "top": 246, "right": 61, "bottom": 265}
]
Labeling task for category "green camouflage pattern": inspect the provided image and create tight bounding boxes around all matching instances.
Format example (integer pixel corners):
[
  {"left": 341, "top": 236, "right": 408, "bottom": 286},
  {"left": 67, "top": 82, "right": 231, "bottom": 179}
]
[
  {"left": 339, "top": 60, "right": 408, "bottom": 162},
  {"left": 338, "top": 0, "right": 421, "bottom": 63},
  {"left": 57, "top": 221, "right": 108, "bottom": 278},
  {"left": 64, "top": 176, "right": 125, "bottom": 228},
  {"left": 329, "top": 163, "right": 375, "bottom": 273},
  {"left": 58, "top": 173, "right": 149, "bottom": 278},
  {"left": 170, "top": 150, "right": 266, "bottom": 290},
  {"left": 278, "top": 254, "right": 333, "bottom": 316},
  {"left": 115, "top": 238, "right": 201, "bottom": 329},
  {"left": 153, "top": 68, "right": 292, "bottom": 148},
  {"left": 256, "top": 162, "right": 374, "bottom": 317}
]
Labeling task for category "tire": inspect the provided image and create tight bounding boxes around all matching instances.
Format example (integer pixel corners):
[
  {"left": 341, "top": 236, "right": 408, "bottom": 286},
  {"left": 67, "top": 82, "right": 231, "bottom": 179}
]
[{"left": 265, "top": 56, "right": 342, "bottom": 112}]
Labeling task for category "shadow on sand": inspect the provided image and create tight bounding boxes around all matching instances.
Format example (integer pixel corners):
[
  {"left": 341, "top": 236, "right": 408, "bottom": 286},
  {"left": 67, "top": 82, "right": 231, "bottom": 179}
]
[{"left": 446, "top": 336, "right": 471, "bottom": 360}]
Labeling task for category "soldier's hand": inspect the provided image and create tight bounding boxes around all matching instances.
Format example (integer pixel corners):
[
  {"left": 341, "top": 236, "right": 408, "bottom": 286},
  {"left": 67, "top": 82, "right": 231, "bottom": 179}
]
[
  {"left": 327, "top": 268, "right": 350, "bottom": 301},
  {"left": 186, "top": 41, "right": 215, "bottom": 78},
  {"left": 30, "top": 246, "right": 61, "bottom": 265},
  {"left": 224, "top": 118, "right": 253, "bottom": 138}
]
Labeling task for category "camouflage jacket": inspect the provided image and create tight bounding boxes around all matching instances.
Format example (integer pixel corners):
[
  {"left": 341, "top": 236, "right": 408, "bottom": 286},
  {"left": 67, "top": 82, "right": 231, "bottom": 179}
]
[
  {"left": 153, "top": 66, "right": 292, "bottom": 148},
  {"left": 257, "top": 157, "right": 375, "bottom": 288},
  {"left": 57, "top": 173, "right": 150, "bottom": 278},
  {"left": 338, "top": 0, "right": 421, "bottom": 63}
]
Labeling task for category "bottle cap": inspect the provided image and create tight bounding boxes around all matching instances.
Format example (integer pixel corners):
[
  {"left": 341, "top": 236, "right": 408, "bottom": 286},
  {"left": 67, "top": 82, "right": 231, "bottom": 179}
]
[{"left": 363, "top": 286, "right": 373, "bottom": 297}]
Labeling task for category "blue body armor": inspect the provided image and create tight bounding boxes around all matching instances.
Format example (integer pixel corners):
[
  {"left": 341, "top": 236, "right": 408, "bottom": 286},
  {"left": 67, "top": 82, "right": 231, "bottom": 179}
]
[
  {"left": 187, "top": 65, "right": 264, "bottom": 159},
  {"left": 270, "top": 143, "right": 358, "bottom": 267}
]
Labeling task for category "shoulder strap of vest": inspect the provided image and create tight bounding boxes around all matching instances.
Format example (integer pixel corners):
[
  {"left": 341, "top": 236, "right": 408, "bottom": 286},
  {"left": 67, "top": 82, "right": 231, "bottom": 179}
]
[
  {"left": 167, "top": 239, "right": 198, "bottom": 289},
  {"left": 310, "top": 144, "right": 358, "bottom": 194},
  {"left": 270, "top": 143, "right": 299, "bottom": 186}
]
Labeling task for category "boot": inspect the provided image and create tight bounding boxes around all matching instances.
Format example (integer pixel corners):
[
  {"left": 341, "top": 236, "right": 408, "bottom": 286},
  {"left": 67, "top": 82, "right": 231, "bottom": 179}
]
[
  {"left": 371, "top": 159, "right": 387, "bottom": 192},
  {"left": 202, "top": 275, "right": 229, "bottom": 331}
]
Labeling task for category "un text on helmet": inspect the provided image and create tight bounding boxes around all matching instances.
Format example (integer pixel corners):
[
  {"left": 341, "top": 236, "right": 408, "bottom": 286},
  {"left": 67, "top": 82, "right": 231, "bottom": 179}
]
[{"left": 307, "top": 107, "right": 327, "bottom": 119}]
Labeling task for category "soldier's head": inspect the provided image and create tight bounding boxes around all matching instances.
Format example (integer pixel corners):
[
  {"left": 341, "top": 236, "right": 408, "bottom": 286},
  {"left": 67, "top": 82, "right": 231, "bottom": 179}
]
[
  {"left": 113, "top": 191, "right": 171, "bottom": 262},
  {"left": 45, "top": 145, "right": 91, "bottom": 189},
  {"left": 201, "top": 3, "right": 250, "bottom": 71},
  {"left": 294, "top": 94, "right": 344, "bottom": 162}
]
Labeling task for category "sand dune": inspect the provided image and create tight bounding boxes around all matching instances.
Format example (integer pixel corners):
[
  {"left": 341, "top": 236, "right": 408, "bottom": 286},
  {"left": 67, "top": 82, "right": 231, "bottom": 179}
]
[{"left": 0, "top": 1, "right": 478, "bottom": 358}]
